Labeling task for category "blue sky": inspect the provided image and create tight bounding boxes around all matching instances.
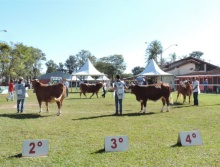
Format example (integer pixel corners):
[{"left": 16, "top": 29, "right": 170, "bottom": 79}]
[{"left": 1, "top": 0, "right": 220, "bottom": 73}]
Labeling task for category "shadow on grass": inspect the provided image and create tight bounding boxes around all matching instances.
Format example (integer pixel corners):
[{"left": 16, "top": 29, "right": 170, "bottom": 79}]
[
  {"left": 72, "top": 112, "right": 155, "bottom": 120},
  {"left": 172, "top": 102, "right": 220, "bottom": 109},
  {"left": 0, "top": 113, "right": 49, "bottom": 119},
  {"left": 91, "top": 148, "right": 105, "bottom": 154},
  {"left": 8, "top": 153, "right": 22, "bottom": 158},
  {"left": 170, "top": 143, "right": 182, "bottom": 147}
]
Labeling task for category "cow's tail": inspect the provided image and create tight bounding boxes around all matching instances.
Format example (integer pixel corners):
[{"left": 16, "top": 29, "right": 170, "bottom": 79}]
[
  {"left": 169, "top": 93, "right": 173, "bottom": 104},
  {"left": 55, "top": 87, "right": 66, "bottom": 101}
]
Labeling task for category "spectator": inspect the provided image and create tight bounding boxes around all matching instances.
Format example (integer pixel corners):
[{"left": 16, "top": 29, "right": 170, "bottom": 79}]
[
  {"left": 6, "top": 80, "right": 15, "bottom": 101},
  {"left": 102, "top": 80, "right": 107, "bottom": 98},
  {"left": 114, "top": 74, "right": 127, "bottom": 115},
  {"left": 203, "top": 79, "right": 208, "bottom": 93},
  {"left": 63, "top": 79, "right": 69, "bottom": 97},
  {"left": 15, "top": 77, "right": 29, "bottom": 113},
  {"left": 192, "top": 77, "right": 200, "bottom": 106}
]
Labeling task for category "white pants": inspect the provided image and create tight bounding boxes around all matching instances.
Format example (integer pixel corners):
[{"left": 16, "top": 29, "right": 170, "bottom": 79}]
[{"left": 7, "top": 92, "right": 14, "bottom": 100}]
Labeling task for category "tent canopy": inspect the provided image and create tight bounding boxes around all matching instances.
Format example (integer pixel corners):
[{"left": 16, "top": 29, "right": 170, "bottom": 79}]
[
  {"left": 73, "top": 59, "right": 104, "bottom": 76},
  {"left": 137, "top": 59, "right": 173, "bottom": 76},
  {"left": 67, "top": 76, "right": 80, "bottom": 81},
  {"left": 84, "top": 76, "right": 95, "bottom": 81},
  {"left": 96, "top": 75, "right": 110, "bottom": 81}
]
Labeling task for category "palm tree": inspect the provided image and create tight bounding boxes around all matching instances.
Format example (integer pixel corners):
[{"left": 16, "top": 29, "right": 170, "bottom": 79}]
[
  {"left": 169, "top": 52, "right": 177, "bottom": 62},
  {"left": 145, "top": 40, "right": 163, "bottom": 65}
]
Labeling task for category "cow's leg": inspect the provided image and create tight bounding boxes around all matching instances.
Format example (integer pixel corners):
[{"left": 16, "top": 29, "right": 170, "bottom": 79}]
[
  {"left": 46, "top": 102, "right": 49, "bottom": 112},
  {"left": 80, "top": 92, "right": 82, "bottom": 98},
  {"left": 183, "top": 95, "right": 186, "bottom": 103},
  {"left": 176, "top": 92, "right": 179, "bottom": 103},
  {"left": 56, "top": 102, "right": 61, "bottom": 116},
  {"left": 143, "top": 100, "right": 147, "bottom": 114},
  {"left": 161, "top": 98, "right": 166, "bottom": 112},
  {"left": 95, "top": 92, "right": 99, "bottom": 98},
  {"left": 39, "top": 101, "right": 42, "bottom": 113},
  {"left": 90, "top": 93, "right": 95, "bottom": 98},
  {"left": 83, "top": 92, "right": 87, "bottom": 98},
  {"left": 166, "top": 96, "right": 170, "bottom": 112},
  {"left": 140, "top": 102, "right": 143, "bottom": 112},
  {"left": 189, "top": 96, "right": 191, "bottom": 104}
]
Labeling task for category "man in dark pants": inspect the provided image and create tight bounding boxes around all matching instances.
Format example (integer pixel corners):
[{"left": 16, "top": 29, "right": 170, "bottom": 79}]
[{"left": 192, "top": 77, "right": 200, "bottom": 106}]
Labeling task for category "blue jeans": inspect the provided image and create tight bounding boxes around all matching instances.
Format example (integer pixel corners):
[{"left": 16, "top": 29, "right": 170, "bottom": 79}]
[
  {"left": 66, "top": 88, "right": 69, "bottom": 97},
  {"left": 17, "top": 99, "right": 25, "bottom": 112},
  {"left": 193, "top": 92, "right": 198, "bottom": 105},
  {"left": 115, "top": 94, "right": 122, "bottom": 114}
]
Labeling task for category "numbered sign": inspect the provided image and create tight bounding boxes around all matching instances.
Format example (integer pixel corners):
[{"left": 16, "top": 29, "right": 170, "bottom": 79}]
[
  {"left": 177, "top": 131, "right": 202, "bottom": 146},
  {"left": 105, "top": 136, "right": 129, "bottom": 152},
  {"left": 22, "top": 139, "right": 49, "bottom": 157}
]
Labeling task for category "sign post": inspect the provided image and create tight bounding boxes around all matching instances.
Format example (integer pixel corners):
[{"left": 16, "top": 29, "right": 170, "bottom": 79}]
[
  {"left": 105, "top": 136, "right": 129, "bottom": 152},
  {"left": 177, "top": 131, "right": 202, "bottom": 146},
  {"left": 22, "top": 139, "right": 49, "bottom": 157}
]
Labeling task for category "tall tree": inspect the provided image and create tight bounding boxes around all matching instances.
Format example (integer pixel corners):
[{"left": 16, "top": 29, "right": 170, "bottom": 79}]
[
  {"left": 100, "top": 54, "right": 126, "bottom": 80},
  {"left": 169, "top": 52, "right": 177, "bottom": 62},
  {"left": 65, "top": 55, "right": 77, "bottom": 74},
  {"left": 190, "top": 51, "right": 204, "bottom": 59},
  {"left": 145, "top": 40, "right": 163, "bottom": 65},
  {"left": 75, "top": 50, "right": 96, "bottom": 70},
  {"left": 95, "top": 61, "right": 115, "bottom": 78},
  {"left": 132, "top": 66, "right": 145, "bottom": 75},
  {"left": 0, "top": 42, "right": 46, "bottom": 83},
  {"left": 45, "top": 60, "right": 58, "bottom": 73}
]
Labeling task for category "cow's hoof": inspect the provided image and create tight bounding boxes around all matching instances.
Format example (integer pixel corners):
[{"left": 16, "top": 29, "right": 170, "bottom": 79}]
[{"left": 166, "top": 110, "right": 169, "bottom": 112}]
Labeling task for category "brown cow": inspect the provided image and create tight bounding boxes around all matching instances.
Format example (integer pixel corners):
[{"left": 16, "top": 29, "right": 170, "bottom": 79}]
[
  {"left": 128, "top": 83, "right": 173, "bottom": 113},
  {"left": 80, "top": 82, "right": 103, "bottom": 98},
  {"left": 176, "top": 81, "right": 192, "bottom": 103},
  {"left": 32, "top": 79, "right": 66, "bottom": 116}
]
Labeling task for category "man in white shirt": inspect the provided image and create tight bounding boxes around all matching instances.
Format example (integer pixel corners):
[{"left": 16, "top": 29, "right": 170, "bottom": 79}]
[
  {"left": 192, "top": 77, "right": 200, "bottom": 106},
  {"left": 63, "top": 79, "right": 69, "bottom": 97},
  {"left": 114, "top": 75, "right": 127, "bottom": 115}
]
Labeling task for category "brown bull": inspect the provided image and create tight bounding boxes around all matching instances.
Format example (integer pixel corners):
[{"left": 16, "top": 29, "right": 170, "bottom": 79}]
[
  {"left": 32, "top": 79, "right": 66, "bottom": 116},
  {"left": 176, "top": 81, "right": 192, "bottom": 104},
  {"left": 80, "top": 82, "right": 103, "bottom": 98},
  {"left": 128, "top": 83, "right": 173, "bottom": 113}
]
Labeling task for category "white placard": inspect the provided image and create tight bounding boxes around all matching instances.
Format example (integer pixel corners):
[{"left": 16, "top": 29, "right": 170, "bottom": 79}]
[
  {"left": 177, "top": 131, "right": 202, "bottom": 146},
  {"left": 105, "top": 136, "right": 129, "bottom": 152},
  {"left": 22, "top": 139, "right": 49, "bottom": 157}
]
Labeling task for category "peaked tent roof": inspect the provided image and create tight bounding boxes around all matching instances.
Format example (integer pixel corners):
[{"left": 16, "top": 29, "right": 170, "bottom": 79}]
[
  {"left": 67, "top": 75, "right": 80, "bottom": 81},
  {"left": 96, "top": 75, "right": 110, "bottom": 81},
  {"left": 138, "top": 59, "right": 173, "bottom": 76},
  {"left": 73, "top": 59, "right": 104, "bottom": 76},
  {"left": 84, "top": 75, "right": 95, "bottom": 81}
]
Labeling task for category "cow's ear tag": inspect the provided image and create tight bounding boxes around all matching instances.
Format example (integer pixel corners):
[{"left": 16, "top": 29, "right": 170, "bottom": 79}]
[
  {"left": 22, "top": 139, "right": 49, "bottom": 157},
  {"left": 177, "top": 131, "right": 202, "bottom": 146},
  {"left": 104, "top": 136, "right": 129, "bottom": 152}
]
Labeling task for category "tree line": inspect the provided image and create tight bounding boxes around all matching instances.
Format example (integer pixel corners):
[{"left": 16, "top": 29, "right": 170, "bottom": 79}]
[{"left": 0, "top": 40, "right": 204, "bottom": 85}]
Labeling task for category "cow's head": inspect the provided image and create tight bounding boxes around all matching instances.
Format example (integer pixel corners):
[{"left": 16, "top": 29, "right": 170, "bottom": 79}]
[
  {"left": 31, "top": 79, "right": 40, "bottom": 90},
  {"left": 127, "top": 84, "right": 136, "bottom": 94}
]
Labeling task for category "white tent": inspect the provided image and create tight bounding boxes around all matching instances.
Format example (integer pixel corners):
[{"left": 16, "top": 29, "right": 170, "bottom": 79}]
[
  {"left": 84, "top": 75, "right": 95, "bottom": 81},
  {"left": 138, "top": 59, "right": 173, "bottom": 76},
  {"left": 137, "top": 59, "right": 174, "bottom": 85},
  {"left": 96, "top": 75, "right": 110, "bottom": 81},
  {"left": 73, "top": 59, "right": 104, "bottom": 76},
  {"left": 67, "top": 75, "right": 80, "bottom": 81}
]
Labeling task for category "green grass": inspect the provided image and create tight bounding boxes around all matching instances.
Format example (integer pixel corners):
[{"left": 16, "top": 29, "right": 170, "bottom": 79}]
[{"left": 0, "top": 89, "right": 220, "bottom": 166}]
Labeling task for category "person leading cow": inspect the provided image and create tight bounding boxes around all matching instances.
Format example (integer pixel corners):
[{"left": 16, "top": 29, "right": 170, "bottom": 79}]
[{"left": 113, "top": 74, "right": 127, "bottom": 116}]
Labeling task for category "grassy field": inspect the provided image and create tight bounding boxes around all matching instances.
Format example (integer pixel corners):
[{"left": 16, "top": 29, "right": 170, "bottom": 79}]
[{"left": 0, "top": 89, "right": 220, "bottom": 167}]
